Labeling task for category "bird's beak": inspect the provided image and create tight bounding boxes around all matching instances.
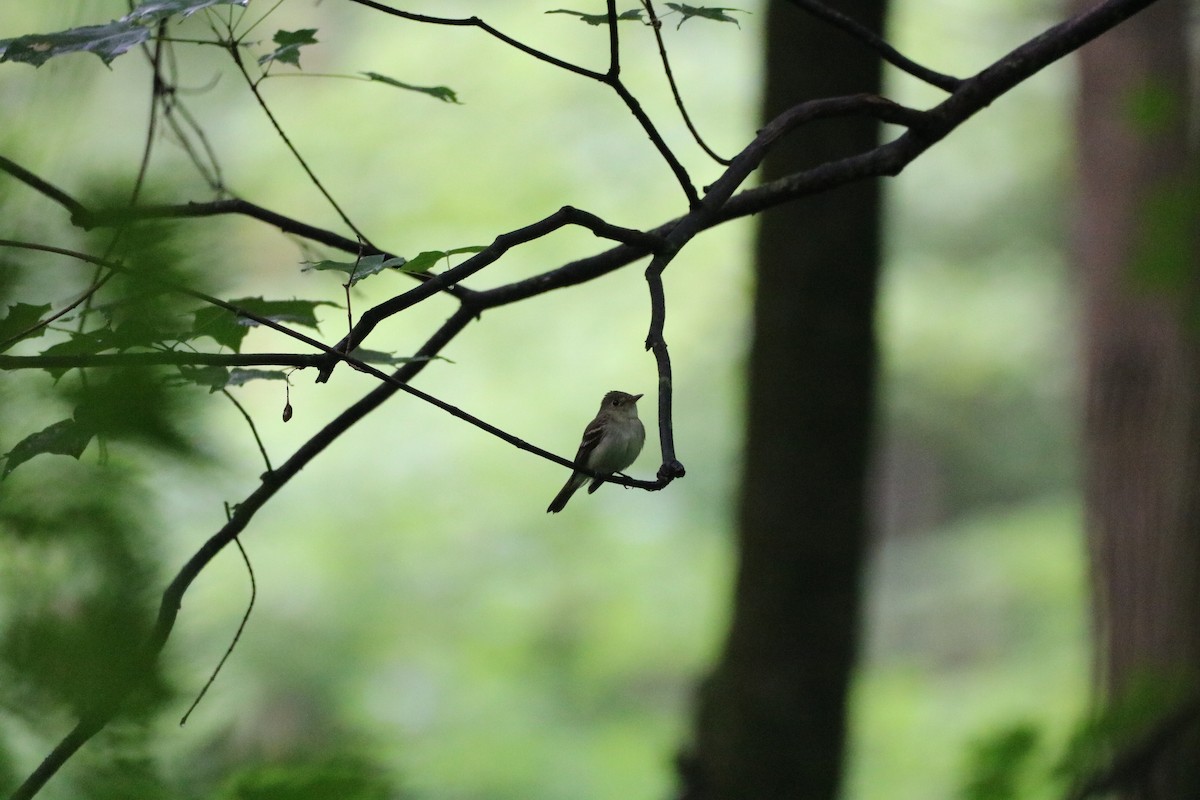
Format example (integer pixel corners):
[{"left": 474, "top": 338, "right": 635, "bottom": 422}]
[{"left": 632, "top": 394, "right": 644, "bottom": 402}]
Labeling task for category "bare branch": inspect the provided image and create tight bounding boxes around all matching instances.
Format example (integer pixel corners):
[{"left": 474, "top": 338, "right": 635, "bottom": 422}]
[
  {"left": 0, "top": 155, "right": 88, "bottom": 219},
  {"left": 0, "top": 157, "right": 474, "bottom": 303},
  {"left": 314, "top": 206, "right": 668, "bottom": 381}
]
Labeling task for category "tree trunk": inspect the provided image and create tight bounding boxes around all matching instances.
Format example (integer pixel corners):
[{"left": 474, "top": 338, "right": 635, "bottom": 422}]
[
  {"left": 680, "top": 2, "right": 885, "bottom": 797},
  {"left": 1073, "top": 0, "right": 1200, "bottom": 795}
]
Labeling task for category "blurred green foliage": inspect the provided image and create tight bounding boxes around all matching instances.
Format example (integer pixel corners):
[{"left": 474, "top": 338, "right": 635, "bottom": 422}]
[
  {"left": 960, "top": 723, "right": 1042, "bottom": 800},
  {"left": 218, "top": 755, "right": 398, "bottom": 800}
]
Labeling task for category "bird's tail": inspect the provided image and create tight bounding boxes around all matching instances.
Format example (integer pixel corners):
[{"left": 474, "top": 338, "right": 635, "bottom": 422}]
[{"left": 547, "top": 473, "right": 587, "bottom": 513}]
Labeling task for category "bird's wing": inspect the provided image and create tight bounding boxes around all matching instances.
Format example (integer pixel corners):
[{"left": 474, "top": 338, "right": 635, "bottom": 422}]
[{"left": 573, "top": 416, "right": 606, "bottom": 467}]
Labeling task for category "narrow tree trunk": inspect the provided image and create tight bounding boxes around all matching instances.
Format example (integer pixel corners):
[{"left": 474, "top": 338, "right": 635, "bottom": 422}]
[
  {"left": 1073, "top": 0, "right": 1200, "bottom": 795},
  {"left": 680, "top": 2, "right": 885, "bottom": 797}
]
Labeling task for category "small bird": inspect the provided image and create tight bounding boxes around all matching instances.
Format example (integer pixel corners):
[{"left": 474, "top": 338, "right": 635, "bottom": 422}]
[{"left": 547, "top": 390, "right": 646, "bottom": 513}]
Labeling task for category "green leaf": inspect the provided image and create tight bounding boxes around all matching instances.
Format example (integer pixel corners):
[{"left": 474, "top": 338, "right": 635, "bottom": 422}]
[
  {"left": 172, "top": 366, "right": 286, "bottom": 391},
  {"left": 174, "top": 365, "right": 231, "bottom": 391},
  {"left": 545, "top": 9, "right": 645, "bottom": 26},
  {"left": 349, "top": 348, "right": 448, "bottom": 366},
  {"left": 234, "top": 298, "right": 338, "bottom": 329},
  {"left": 959, "top": 723, "right": 1042, "bottom": 800},
  {"left": 0, "top": 1, "right": 246, "bottom": 66},
  {"left": 258, "top": 28, "right": 318, "bottom": 68},
  {"left": 227, "top": 368, "right": 288, "bottom": 387},
  {"left": 400, "top": 246, "right": 486, "bottom": 275},
  {"left": 361, "top": 72, "right": 461, "bottom": 104},
  {"left": 70, "top": 368, "right": 193, "bottom": 453},
  {"left": 664, "top": 3, "right": 747, "bottom": 28},
  {"left": 191, "top": 308, "right": 249, "bottom": 352},
  {"left": 0, "top": 22, "right": 150, "bottom": 67},
  {"left": 3, "top": 419, "right": 95, "bottom": 479},
  {"left": 0, "top": 303, "right": 51, "bottom": 352},
  {"left": 38, "top": 329, "right": 124, "bottom": 378},
  {"left": 302, "top": 253, "right": 408, "bottom": 286},
  {"left": 192, "top": 298, "right": 337, "bottom": 352}
]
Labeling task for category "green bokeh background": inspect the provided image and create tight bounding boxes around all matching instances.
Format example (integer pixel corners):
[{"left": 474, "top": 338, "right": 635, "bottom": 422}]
[{"left": 0, "top": 2, "right": 1087, "bottom": 798}]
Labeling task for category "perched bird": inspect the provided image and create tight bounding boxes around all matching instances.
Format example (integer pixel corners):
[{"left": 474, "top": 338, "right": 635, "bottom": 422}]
[{"left": 547, "top": 390, "right": 646, "bottom": 513}]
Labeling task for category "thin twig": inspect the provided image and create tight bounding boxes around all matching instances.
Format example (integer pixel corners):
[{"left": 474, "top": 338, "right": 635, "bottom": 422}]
[
  {"left": 131, "top": 23, "right": 168, "bottom": 205},
  {"left": 609, "top": 79, "right": 701, "bottom": 207},
  {"left": 0, "top": 155, "right": 87, "bottom": 218},
  {"left": 220, "top": 389, "right": 274, "bottom": 473},
  {"left": 344, "top": 239, "right": 366, "bottom": 344},
  {"left": 342, "top": 0, "right": 700, "bottom": 206},
  {"left": 226, "top": 45, "right": 374, "bottom": 247},
  {"left": 641, "top": 0, "right": 731, "bottom": 165},
  {"left": 782, "top": 0, "right": 963, "bottom": 92},
  {"left": 0, "top": 272, "right": 115, "bottom": 352},
  {"left": 344, "top": 0, "right": 606, "bottom": 80},
  {"left": 178, "top": 535, "right": 257, "bottom": 726}
]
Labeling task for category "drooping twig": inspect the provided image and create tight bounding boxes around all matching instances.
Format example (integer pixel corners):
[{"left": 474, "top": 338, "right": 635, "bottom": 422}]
[
  {"left": 178, "top": 534, "right": 257, "bottom": 726},
  {"left": 782, "top": 0, "right": 963, "bottom": 92},
  {"left": 221, "top": 389, "right": 274, "bottom": 474},
  {"left": 640, "top": 0, "right": 731, "bottom": 165},
  {"left": 343, "top": 0, "right": 606, "bottom": 81},
  {"left": 226, "top": 44, "right": 374, "bottom": 248}
]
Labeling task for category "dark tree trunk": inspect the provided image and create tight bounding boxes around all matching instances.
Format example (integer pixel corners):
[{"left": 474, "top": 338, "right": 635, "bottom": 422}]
[
  {"left": 680, "top": 2, "right": 885, "bottom": 798},
  {"left": 1073, "top": 0, "right": 1200, "bottom": 795}
]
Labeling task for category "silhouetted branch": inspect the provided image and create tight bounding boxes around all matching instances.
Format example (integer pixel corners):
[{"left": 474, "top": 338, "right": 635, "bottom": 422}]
[
  {"left": 0, "top": 167, "right": 472, "bottom": 301},
  {"left": 10, "top": 719, "right": 105, "bottom": 800},
  {"left": 314, "top": 205, "right": 668, "bottom": 381},
  {"left": 0, "top": 155, "right": 87, "bottom": 218}
]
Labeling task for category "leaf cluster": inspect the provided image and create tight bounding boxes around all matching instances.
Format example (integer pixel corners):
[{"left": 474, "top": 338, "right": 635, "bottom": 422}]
[{"left": 0, "top": 0, "right": 248, "bottom": 67}]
